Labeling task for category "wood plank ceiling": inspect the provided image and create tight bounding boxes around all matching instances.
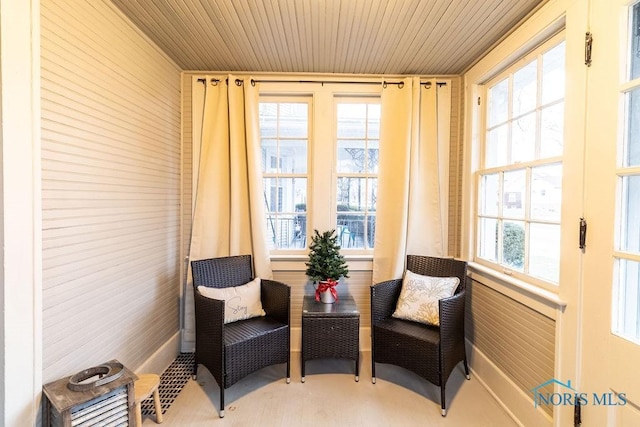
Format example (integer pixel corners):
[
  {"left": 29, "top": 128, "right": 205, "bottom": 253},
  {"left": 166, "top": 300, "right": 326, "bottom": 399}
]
[{"left": 110, "top": 0, "right": 546, "bottom": 75}]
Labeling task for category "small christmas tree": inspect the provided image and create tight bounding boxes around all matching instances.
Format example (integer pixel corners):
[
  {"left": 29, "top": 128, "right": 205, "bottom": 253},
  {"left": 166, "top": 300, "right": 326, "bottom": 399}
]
[{"left": 305, "top": 229, "right": 350, "bottom": 283}]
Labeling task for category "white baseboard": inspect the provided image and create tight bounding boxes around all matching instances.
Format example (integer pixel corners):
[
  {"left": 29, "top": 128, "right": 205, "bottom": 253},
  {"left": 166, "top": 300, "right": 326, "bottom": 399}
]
[
  {"left": 135, "top": 331, "right": 181, "bottom": 375},
  {"left": 181, "top": 334, "right": 195, "bottom": 353},
  {"left": 468, "top": 340, "right": 552, "bottom": 427}
]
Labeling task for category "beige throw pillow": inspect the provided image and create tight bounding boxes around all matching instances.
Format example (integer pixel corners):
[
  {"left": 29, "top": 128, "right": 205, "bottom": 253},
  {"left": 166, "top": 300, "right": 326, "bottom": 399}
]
[
  {"left": 392, "top": 270, "right": 460, "bottom": 327},
  {"left": 198, "top": 277, "right": 266, "bottom": 324}
]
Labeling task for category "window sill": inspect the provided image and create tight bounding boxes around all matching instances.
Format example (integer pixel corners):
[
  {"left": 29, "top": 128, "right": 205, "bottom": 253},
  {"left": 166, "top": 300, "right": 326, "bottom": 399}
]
[
  {"left": 271, "top": 254, "right": 373, "bottom": 272},
  {"left": 469, "top": 262, "right": 567, "bottom": 319}
]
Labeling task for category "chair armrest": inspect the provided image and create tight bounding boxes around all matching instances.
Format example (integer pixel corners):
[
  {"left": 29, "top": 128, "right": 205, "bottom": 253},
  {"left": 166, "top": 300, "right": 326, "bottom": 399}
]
[
  {"left": 261, "top": 279, "right": 291, "bottom": 325},
  {"left": 371, "top": 279, "right": 402, "bottom": 324},
  {"left": 438, "top": 288, "right": 466, "bottom": 347},
  {"left": 193, "top": 286, "right": 225, "bottom": 368}
]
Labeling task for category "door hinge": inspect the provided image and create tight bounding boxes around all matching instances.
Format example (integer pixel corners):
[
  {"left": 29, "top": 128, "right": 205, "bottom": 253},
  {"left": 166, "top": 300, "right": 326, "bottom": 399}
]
[
  {"left": 585, "top": 32, "right": 593, "bottom": 67},
  {"left": 477, "top": 96, "right": 481, "bottom": 106},
  {"left": 574, "top": 398, "right": 582, "bottom": 426},
  {"left": 579, "top": 217, "right": 587, "bottom": 250}
]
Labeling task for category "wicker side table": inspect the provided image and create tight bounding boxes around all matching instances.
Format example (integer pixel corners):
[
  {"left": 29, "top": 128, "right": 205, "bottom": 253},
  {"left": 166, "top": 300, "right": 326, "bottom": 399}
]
[{"left": 301, "top": 294, "right": 360, "bottom": 382}]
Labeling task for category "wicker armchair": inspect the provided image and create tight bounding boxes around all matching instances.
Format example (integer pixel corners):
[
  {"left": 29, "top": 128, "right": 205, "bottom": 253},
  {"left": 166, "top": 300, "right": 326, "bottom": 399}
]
[
  {"left": 370, "top": 255, "right": 470, "bottom": 416},
  {"left": 191, "top": 255, "right": 290, "bottom": 418}
]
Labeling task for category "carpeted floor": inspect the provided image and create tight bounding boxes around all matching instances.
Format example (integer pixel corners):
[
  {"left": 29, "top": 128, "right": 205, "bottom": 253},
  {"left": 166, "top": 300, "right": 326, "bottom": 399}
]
[{"left": 140, "top": 352, "right": 194, "bottom": 416}]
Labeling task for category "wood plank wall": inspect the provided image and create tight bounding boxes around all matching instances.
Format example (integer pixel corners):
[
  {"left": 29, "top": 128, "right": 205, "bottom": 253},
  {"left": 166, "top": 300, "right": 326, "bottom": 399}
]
[
  {"left": 466, "top": 279, "right": 556, "bottom": 416},
  {"left": 41, "top": 0, "right": 182, "bottom": 382}
]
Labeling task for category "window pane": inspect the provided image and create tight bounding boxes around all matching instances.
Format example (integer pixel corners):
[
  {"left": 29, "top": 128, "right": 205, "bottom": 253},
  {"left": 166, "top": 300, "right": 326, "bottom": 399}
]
[
  {"left": 512, "top": 112, "right": 536, "bottom": 163},
  {"left": 259, "top": 103, "right": 277, "bottom": 137},
  {"left": 540, "top": 102, "right": 564, "bottom": 158},
  {"left": 265, "top": 215, "right": 298, "bottom": 249},
  {"left": 279, "top": 140, "right": 307, "bottom": 173},
  {"left": 261, "top": 139, "right": 277, "bottom": 172},
  {"left": 279, "top": 103, "right": 308, "bottom": 137},
  {"left": 337, "top": 140, "right": 366, "bottom": 173},
  {"left": 513, "top": 60, "right": 537, "bottom": 117},
  {"left": 488, "top": 79, "right": 508, "bottom": 127},
  {"left": 478, "top": 218, "right": 498, "bottom": 262},
  {"left": 337, "top": 103, "right": 367, "bottom": 138},
  {"left": 502, "top": 220, "right": 525, "bottom": 270},
  {"left": 486, "top": 124, "right": 508, "bottom": 168},
  {"left": 503, "top": 170, "right": 526, "bottom": 219},
  {"left": 620, "top": 175, "right": 640, "bottom": 253},
  {"left": 263, "top": 178, "right": 278, "bottom": 211},
  {"left": 291, "top": 213, "right": 307, "bottom": 249},
  {"left": 542, "top": 42, "right": 565, "bottom": 105},
  {"left": 529, "top": 223, "right": 560, "bottom": 283},
  {"left": 625, "top": 88, "right": 640, "bottom": 167},
  {"left": 337, "top": 177, "right": 367, "bottom": 211},
  {"left": 281, "top": 178, "right": 306, "bottom": 211},
  {"left": 367, "top": 104, "right": 381, "bottom": 138},
  {"left": 613, "top": 258, "right": 640, "bottom": 342},
  {"left": 335, "top": 100, "right": 379, "bottom": 252},
  {"left": 479, "top": 173, "right": 499, "bottom": 216},
  {"left": 263, "top": 178, "right": 307, "bottom": 213},
  {"left": 367, "top": 178, "right": 377, "bottom": 211},
  {"left": 337, "top": 215, "right": 365, "bottom": 249},
  {"left": 531, "top": 164, "right": 562, "bottom": 222}
]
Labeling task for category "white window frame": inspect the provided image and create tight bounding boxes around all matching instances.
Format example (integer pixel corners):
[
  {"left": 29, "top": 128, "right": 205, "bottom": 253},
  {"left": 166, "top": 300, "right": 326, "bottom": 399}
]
[
  {"left": 334, "top": 97, "right": 380, "bottom": 252},
  {"left": 258, "top": 81, "right": 381, "bottom": 257},
  {"left": 259, "top": 96, "right": 312, "bottom": 253},
  {"left": 475, "top": 33, "right": 566, "bottom": 291}
]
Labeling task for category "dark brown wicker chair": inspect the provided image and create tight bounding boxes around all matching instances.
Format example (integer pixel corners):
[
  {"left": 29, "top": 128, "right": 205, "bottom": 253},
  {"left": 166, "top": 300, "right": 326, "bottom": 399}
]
[
  {"left": 191, "top": 255, "right": 290, "bottom": 418},
  {"left": 370, "top": 255, "right": 470, "bottom": 416}
]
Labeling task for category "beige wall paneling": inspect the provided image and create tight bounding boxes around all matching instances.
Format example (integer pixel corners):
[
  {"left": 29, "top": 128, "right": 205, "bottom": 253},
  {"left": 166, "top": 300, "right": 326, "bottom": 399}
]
[
  {"left": 466, "top": 275, "right": 556, "bottom": 425},
  {"left": 41, "top": 0, "right": 182, "bottom": 383}
]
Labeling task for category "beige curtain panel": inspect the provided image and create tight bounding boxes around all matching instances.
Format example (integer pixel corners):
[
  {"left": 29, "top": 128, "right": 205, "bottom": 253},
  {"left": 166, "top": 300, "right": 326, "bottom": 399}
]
[
  {"left": 189, "top": 75, "right": 272, "bottom": 278},
  {"left": 372, "top": 77, "right": 452, "bottom": 283}
]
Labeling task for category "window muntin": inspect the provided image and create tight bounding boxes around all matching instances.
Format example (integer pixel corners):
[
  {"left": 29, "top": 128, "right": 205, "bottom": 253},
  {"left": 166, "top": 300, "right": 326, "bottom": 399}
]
[
  {"left": 259, "top": 100, "right": 310, "bottom": 250},
  {"left": 612, "top": 2, "right": 640, "bottom": 343},
  {"left": 335, "top": 101, "right": 380, "bottom": 250},
  {"left": 477, "top": 39, "right": 566, "bottom": 286}
]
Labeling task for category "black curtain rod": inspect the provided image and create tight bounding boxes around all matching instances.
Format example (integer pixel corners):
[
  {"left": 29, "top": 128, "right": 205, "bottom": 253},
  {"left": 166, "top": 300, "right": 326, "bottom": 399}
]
[
  {"left": 197, "top": 77, "right": 447, "bottom": 88},
  {"left": 250, "top": 79, "right": 407, "bottom": 88}
]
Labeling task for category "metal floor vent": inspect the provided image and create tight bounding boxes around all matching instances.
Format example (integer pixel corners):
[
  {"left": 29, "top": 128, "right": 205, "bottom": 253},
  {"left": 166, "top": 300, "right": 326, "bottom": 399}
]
[{"left": 140, "top": 353, "right": 194, "bottom": 417}]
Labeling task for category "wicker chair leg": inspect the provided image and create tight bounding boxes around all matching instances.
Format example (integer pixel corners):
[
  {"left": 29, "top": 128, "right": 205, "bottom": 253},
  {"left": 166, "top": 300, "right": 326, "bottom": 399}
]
[
  {"left": 286, "top": 359, "right": 291, "bottom": 384},
  {"left": 441, "top": 385, "right": 447, "bottom": 417},
  {"left": 192, "top": 361, "right": 197, "bottom": 380},
  {"left": 219, "top": 386, "right": 225, "bottom": 418},
  {"left": 464, "top": 359, "right": 471, "bottom": 380},
  {"left": 371, "top": 360, "right": 376, "bottom": 384}
]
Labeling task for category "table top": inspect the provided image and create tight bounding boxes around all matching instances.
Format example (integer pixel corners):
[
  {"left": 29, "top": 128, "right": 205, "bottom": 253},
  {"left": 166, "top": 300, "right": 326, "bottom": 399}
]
[
  {"left": 43, "top": 360, "right": 136, "bottom": 411},
  {"left": 302, "top": 294, "right": 359, "bottom": 318}
]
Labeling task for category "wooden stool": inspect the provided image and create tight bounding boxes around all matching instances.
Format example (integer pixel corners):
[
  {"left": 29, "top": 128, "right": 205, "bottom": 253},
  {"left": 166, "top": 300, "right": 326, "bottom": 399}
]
[{"left": 134, "top": 373, "right": 163, "bottom": 425}]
